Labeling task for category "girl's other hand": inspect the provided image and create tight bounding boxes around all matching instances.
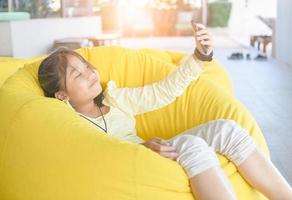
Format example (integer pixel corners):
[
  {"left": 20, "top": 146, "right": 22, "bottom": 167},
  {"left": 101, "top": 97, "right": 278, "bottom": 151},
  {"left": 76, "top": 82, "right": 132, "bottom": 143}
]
[{"left": 141, "top": 137, "right": 179, "bottom": 161}]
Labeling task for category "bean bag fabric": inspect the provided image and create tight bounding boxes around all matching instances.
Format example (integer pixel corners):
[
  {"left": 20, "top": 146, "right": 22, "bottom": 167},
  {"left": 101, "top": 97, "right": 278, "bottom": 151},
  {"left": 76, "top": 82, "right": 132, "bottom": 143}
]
[
  {"left": 0, "top": 57, "right": 44, "bottom": 88},
  {"left": 0, "top": 46, "right": 269, "bottom": 200}
]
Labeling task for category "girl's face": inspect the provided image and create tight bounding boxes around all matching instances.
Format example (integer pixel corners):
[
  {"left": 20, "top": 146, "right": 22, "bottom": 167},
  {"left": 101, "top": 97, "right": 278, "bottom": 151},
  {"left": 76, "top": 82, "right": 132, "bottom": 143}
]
[{"left": 61, "top": 55, "right": 102, "bottom": 105}]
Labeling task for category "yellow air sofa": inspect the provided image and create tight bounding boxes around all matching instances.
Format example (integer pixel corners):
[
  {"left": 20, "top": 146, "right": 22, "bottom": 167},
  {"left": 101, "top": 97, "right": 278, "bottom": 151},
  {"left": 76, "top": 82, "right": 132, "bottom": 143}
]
[{"left": 0, "top": 46, "right": 269, "bottom": 200}]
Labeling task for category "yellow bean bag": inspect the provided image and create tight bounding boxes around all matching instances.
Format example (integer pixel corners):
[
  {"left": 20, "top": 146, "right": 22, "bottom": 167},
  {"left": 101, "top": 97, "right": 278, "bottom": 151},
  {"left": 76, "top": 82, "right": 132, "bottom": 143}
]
[
  {"left": 0, "top": 57, "right": 44, "bottom": 88},
  {"left": 0, "top": 46, "right": 269, "bottom": 200}
]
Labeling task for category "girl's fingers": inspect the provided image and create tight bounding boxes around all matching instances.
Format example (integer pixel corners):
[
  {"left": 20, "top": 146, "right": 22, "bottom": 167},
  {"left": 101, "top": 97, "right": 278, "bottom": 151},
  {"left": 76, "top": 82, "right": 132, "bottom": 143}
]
[
  {"left": 195, "top": 23, "right": 206, "bottom": 30},
  {"left": 154, "top": 137, "right": 171, "bottom": 146},
  {"left": 150, "top": 141, "right": 176, "bottom": 152},
  {"left": 197, "top": 34, "right": 210, "bottom": 41},
  {"left": 196, "top": 29, "right": 208, "bottom": 36},
  {"left": 200, "top": 40, "right": 212, "bottom": 46},
  {"left": 156, "top": 138, "right": 170, "bottom": 146},
  {"left": 158, "top": 151, "right": 179, "bottom": 161},
  {"left": 197, "top": 36, "right": 212, "bottom": 44}
]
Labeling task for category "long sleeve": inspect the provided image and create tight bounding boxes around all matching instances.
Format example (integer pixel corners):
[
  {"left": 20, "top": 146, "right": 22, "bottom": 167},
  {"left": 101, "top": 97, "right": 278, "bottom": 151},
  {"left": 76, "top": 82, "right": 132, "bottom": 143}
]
[{"left": 103, "top": 54, "right": 204, "bottom": 116}]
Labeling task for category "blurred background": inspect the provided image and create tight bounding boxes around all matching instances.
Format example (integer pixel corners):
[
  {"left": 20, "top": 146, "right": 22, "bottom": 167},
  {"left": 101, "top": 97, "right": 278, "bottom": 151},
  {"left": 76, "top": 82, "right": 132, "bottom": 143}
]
[
  {"left": 1, "top": 0, "right": 292, "bottom": 185},
  {"left": 0, "top": 0, "right": 277, "bottom": 58}
]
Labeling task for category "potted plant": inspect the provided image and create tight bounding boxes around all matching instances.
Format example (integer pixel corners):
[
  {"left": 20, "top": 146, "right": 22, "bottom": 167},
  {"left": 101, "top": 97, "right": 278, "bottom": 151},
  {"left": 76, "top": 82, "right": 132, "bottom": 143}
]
[
  {"left": 95, "top": 0, "right": 123, "bottom": 32},
  {"left": 207, "top": 0, "right": 232, "bottom": 27},
  {"left": 150, "top": 0, "right": 178, "bottom": 36}
]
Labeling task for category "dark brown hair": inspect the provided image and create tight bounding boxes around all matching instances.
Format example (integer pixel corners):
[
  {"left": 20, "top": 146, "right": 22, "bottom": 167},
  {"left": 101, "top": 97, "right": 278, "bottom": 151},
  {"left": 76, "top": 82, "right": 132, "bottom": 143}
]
[{"left": 38, "top": 46, "right": 105, "bottom": 107}]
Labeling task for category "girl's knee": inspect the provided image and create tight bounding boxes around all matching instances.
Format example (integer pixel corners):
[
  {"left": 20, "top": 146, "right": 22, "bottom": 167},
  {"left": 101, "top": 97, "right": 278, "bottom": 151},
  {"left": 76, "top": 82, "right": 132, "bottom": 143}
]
[
  {"left": 170, "top": 135, "right": 220, "bottom": 177},
  {"left": 210, "top": 120, "right": 257, "bottom": 165},
  {"left": 168, "top": 135, "right": 210, "bottom": 155},
  {"left": 212, "top": 119, "right": 251, "bottom": 139}
]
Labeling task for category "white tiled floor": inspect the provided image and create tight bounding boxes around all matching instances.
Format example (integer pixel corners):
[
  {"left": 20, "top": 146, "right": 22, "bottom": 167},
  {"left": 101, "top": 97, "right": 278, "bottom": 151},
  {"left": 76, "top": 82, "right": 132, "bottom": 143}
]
[{"left": 217, "top": 49, "right": 292, "bottom": 185}]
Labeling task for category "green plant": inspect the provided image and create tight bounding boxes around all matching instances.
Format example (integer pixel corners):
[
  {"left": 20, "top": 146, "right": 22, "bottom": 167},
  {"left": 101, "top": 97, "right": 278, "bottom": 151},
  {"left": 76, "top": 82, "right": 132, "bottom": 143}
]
[
  {"left": 207, "top": 0, "right": 232, "bottom": 27},
  {"left": 0, "top": 0, "right": 8, "bottom": 11},
  {"left": 0, "top": 0, "right": 60, "bottom": 18}
]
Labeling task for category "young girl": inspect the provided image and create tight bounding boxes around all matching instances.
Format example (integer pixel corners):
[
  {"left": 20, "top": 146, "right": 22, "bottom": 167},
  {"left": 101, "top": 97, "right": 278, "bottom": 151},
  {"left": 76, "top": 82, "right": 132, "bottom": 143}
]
[{"left": 38, "top": 24, "right": 292, "bottom": 200}]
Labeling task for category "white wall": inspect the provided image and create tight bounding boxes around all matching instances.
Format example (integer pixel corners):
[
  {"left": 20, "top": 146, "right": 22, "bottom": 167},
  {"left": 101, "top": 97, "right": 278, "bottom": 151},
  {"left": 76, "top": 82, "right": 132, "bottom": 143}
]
[
  {"left": 228, "top": 0, "right": 275, "bottom": 46},
  {"left": 0, "top": 23, "right": 12, "bottom": 56},
  {"left": 276, "top": 0, "right": 292, "bottom": 66},
  {"left": 0, "top": 16, "right": 102, "bottom": 58}
]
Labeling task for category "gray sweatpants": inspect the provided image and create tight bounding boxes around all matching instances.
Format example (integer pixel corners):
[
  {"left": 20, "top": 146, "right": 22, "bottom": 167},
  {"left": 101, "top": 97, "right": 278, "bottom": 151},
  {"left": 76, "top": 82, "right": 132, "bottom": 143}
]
[{"left": 166, "top": 119, "right": 257, "bottom": 179}]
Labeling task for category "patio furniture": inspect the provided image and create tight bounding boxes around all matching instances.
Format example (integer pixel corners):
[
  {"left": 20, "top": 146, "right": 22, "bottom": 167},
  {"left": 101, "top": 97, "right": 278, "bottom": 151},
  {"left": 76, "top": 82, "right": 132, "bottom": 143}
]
[
  {"left": 61, "top": 0, "right": 94, "bottom": 17},
  {"left": 0, "top": 12, "right": 30, "bottom": 21},
  {"left": 249, "top": 16, "right": 275, "bottom": 55},
  {"left": 0, "top": 16, "right": 102, "bottom": 57},
  {"left": 87, "top": 32, "right": 122, "bottom": 46},
  {"left": 51, "top": 32, "right": 122, "bottom": 52},
  {"left": 250, "top": 35, "right": 272, "bottom": 54},
  {"left": 51, "top": 38, "right": 94, "bottom": 52}
]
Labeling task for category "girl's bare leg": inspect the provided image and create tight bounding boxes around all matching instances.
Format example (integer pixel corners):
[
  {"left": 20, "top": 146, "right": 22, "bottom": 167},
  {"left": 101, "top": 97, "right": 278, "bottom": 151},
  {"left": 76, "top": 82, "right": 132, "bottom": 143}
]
[
  {"left": 189, "top": 166, "right": 237, "bottom": 200},
  {"left": 176, "top": 119, "right": 292, "bottom": 200},
  {"left": 167, "top": 135, "right": 237, "bottom": 200},
  {"left": 237, "top": 147, "right": 292, "bottom": 200}
]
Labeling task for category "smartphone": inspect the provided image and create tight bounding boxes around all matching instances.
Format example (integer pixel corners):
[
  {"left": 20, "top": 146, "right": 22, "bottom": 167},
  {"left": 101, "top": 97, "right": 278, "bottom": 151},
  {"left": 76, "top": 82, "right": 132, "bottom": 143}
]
[{"left": 190, "top": 20, "right": 209, "bottom": 55}]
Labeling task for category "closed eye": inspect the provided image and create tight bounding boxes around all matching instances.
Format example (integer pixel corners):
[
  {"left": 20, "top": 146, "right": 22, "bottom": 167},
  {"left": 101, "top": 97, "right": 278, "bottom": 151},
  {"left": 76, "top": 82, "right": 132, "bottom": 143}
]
[
  {"left": 74, "top": 64, "right": 91, "bottom": 79},
  {"left": 75, "top": 73, "right": 81, "bottom": 79}
]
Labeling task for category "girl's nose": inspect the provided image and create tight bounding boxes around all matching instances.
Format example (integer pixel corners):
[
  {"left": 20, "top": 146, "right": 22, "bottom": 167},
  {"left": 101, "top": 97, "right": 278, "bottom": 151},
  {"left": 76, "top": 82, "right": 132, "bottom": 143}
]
[{"left": 87, "top": 68, "right": 96, "bottom": 81}]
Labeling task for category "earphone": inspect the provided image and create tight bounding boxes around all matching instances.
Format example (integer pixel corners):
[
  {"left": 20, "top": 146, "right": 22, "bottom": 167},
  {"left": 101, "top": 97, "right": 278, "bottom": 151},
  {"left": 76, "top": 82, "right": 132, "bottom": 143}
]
[
  {"left": 63, "top": 99, "right": 108, "bottom": 133},
  {"left": 79, "top": 106, "right": 108, "bottom": 133}
]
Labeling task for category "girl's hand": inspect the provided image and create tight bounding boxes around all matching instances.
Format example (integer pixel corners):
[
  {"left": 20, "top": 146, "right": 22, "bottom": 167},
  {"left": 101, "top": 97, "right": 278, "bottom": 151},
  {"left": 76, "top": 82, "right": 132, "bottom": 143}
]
[
  {"left": 141, "top": 137, "right": 179, "bottom": 161},
  {"left": 192, "top": 23, "right": 213, "bottom": 56}
]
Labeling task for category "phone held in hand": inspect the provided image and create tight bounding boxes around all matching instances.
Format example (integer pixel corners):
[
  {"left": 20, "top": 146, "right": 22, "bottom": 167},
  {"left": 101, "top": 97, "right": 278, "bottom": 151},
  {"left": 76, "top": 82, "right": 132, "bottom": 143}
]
[
  {"left": 190, "top": 20, "right": 199, "bottom": 32},
  {"left": 190, "top": 20, "right": 209, "bottom": 55}
]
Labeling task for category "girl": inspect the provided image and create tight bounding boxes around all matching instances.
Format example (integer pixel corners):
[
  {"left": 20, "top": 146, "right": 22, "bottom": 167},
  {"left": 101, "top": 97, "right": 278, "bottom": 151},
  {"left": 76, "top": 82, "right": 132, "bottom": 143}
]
[{"left": 38, "top": 24, "right": 292, "bottom": 200}]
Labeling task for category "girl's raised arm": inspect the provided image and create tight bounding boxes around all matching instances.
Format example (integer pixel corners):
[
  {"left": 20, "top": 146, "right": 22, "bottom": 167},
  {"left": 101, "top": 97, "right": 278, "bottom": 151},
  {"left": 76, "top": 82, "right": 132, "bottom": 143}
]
[
  {"left": 103, "top": 23, "right": 213, "bottom": 116},
  {"left": 103, "top": 55, "right": 203, "bottom": 116}
]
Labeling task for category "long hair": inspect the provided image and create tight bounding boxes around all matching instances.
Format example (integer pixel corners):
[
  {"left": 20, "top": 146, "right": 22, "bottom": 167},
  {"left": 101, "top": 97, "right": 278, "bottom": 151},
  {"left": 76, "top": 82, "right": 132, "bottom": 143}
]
[{"left": 38, "top": 47, "right": 105, "bottom": 107}]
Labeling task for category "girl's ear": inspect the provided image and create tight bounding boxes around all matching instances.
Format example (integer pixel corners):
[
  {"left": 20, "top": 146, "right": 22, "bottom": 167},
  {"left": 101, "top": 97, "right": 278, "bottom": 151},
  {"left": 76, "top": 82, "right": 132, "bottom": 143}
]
[{"left": 54, "top": 91, "right": 69, "bottom": 101}]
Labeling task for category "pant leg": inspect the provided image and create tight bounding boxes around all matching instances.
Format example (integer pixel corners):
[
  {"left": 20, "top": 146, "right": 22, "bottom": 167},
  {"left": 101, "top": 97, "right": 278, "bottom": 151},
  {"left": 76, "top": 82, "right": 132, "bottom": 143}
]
[
  {"left": 172, "top": 119, "right": 257, "bottom": 166},
  {"left": 167, "top": 134, "right": 220, "bottom": 178}
]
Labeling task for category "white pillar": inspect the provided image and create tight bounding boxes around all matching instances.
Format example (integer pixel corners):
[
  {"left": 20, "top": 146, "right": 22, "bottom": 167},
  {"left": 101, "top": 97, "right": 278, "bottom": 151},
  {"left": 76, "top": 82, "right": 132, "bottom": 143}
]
[
  {"left": 8, "top": 0, "right": 13, "bottom": 12},
  {"left": 201, "top": 0, "right": 208, "bottom": 26},
  {"left": 276, "top": 0, "right": 292, "bottom": 66}
]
